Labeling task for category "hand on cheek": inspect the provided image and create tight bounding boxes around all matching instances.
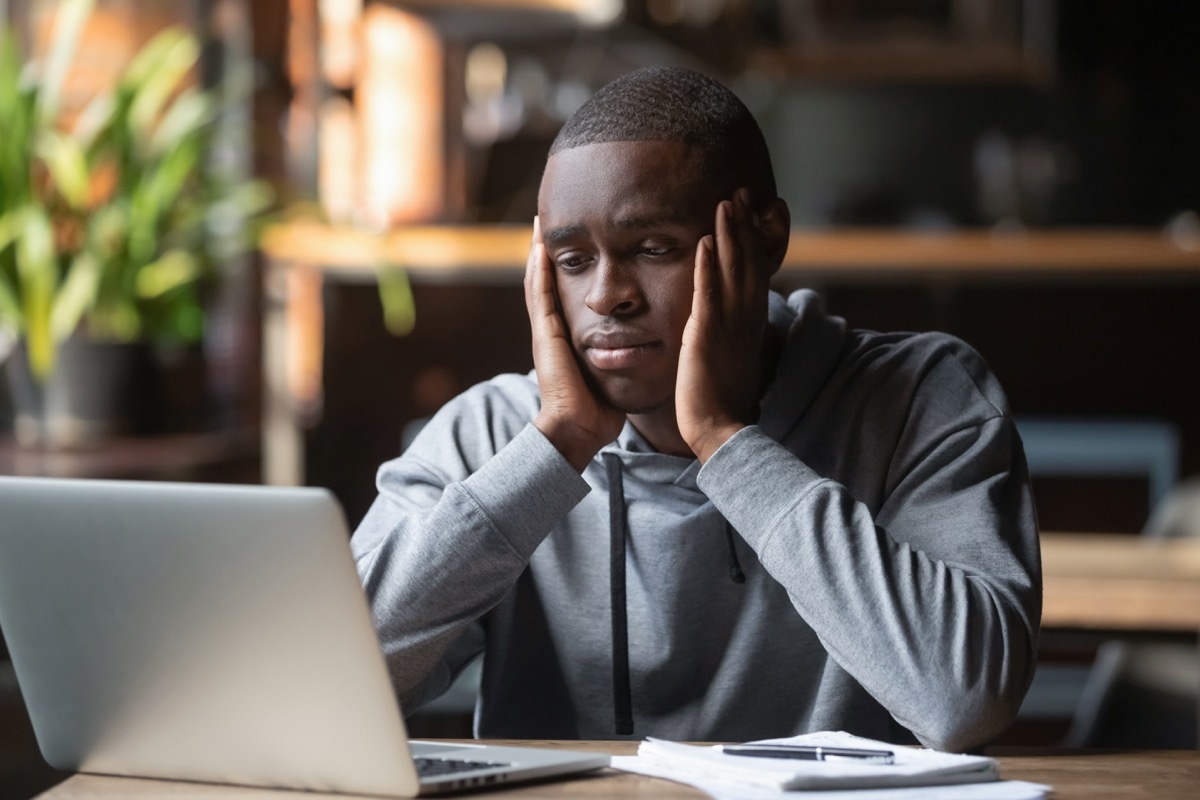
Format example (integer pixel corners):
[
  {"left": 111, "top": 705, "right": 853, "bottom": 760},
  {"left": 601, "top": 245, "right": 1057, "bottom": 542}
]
[
  {"left": 525, "top": 217, "right": 625, "bottom": 471},
  {"left": 676, "top": 189, "right": 771, "bottom": 463}
]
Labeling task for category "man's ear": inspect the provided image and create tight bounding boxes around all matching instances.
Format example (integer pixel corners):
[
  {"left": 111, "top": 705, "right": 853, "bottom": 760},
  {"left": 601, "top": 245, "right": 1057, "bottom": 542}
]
[{"left": 755, "top": 198, "right": 791, "bottom": 276}]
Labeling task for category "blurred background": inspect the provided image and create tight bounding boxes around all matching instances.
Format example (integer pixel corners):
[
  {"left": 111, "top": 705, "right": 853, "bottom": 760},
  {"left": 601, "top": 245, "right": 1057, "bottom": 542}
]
[{"left": 2, "top": 1, "right": 1199, "bottom": 794}]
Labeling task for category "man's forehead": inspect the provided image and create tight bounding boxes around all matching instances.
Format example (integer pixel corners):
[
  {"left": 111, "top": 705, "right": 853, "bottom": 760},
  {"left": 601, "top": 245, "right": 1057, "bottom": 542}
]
[{"left": 538, "top": 139, "right": 716, "bottom": 221}]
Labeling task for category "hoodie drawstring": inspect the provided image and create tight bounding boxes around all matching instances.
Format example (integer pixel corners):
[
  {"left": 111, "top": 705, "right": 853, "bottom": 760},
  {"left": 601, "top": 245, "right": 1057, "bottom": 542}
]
[
  {"left": 604, "top": 453, "right": 634, "bottom": 736},
  {"left": 724, "top": 523, "right": 746, "bottom": 583},
  {"left": 603, "top": 452, "right": 747, "bottom": 736}
]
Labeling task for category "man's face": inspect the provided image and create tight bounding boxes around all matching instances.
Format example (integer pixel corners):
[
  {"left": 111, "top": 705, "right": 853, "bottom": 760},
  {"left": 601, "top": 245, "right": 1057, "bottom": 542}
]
[{"left": 537, "top": 140, "right": 724, "bottom": 415}]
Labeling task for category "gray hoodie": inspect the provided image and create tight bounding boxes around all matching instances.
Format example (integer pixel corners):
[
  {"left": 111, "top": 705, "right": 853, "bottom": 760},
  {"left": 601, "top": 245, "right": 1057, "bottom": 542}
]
[{"left": 351, "top": 289, "right": 1041, "bottom": 752}]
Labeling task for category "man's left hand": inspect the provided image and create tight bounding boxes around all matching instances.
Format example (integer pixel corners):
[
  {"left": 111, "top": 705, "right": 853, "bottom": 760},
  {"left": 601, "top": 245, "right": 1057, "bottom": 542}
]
[{"left": 676, "top": 187, "right": 773, "bottom": 463}]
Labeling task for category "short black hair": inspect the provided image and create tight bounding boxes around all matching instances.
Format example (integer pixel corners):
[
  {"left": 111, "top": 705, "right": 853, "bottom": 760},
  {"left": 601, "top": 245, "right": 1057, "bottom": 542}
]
[{"left": 549, "top": 66, "right": 777, "bottom": 199}]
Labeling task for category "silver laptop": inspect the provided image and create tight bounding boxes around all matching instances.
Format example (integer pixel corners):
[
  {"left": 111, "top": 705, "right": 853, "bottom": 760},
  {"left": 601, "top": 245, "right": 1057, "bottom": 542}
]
[{"left": 0, "top": 476, "right": 609, "bottom": 796}]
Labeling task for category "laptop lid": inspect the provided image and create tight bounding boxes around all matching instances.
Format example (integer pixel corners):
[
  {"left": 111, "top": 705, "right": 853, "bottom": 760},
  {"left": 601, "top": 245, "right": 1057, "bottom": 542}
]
[{"left": 0, "top": 477, "right": 609, "bottom": 797}]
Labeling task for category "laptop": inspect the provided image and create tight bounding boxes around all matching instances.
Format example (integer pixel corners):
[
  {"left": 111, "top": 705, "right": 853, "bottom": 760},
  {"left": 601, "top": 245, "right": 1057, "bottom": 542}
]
[{"left": 0, "top": 476, "right": 609, "bottom": 796}]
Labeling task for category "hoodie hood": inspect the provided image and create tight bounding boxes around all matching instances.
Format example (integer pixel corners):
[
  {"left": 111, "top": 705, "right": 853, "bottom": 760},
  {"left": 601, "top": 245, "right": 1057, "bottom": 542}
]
[{"left": 758, "top": 289, "right": 849, "bottom": 442}]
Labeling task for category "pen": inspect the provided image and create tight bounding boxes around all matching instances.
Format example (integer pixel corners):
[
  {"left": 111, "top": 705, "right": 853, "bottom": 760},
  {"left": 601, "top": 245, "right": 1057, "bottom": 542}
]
[{"left": 718, "top": 744, "right": 896, "bottom": 764}]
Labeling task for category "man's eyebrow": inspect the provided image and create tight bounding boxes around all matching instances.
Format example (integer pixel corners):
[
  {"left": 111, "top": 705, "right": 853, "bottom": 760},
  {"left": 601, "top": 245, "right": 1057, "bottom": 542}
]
[
  {"left": 543, "top": 225, "right": 587, "bottom": 247},
  {"left": 542, "top": 216, "right": 694, "bottom": 247},
  {"left": 614, "top": 215, "right": 692, "bottom": 231}
]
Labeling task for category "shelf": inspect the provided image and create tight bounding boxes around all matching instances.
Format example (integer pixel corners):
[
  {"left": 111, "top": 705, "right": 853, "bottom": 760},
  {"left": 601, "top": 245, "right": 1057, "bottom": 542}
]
[
  {"left": 260, "top": 221, "right": 1200, "bottom": 283},
  {"left": 747, "top": 42, "right": 1053, "bottom": 85}
]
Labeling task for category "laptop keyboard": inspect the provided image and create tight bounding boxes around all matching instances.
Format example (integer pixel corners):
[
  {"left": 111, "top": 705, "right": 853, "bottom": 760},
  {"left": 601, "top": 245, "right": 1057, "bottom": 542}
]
[{"left": 415, "top": 757, "right": 512, "bottom": 777}]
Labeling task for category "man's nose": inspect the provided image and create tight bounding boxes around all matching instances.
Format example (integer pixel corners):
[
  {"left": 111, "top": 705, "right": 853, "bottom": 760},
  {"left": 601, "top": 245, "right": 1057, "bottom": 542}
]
[{"left": 585, "top": 257, "right": 642, "bottom": 317}]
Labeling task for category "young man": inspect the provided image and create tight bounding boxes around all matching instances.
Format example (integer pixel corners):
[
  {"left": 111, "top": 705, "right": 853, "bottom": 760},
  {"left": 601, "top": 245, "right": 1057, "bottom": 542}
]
[{"left": 352, "top": 67, "right": 1041, "bottom": 753}]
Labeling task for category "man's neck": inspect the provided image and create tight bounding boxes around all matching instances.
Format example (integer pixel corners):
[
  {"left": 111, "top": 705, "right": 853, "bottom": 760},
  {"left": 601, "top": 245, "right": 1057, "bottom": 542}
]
[
  {"left": 626, "top": 409, "right": 694, "bottom": 459},
  {"left": 624, "top": 326, "right": 783, "bottom": 460}
]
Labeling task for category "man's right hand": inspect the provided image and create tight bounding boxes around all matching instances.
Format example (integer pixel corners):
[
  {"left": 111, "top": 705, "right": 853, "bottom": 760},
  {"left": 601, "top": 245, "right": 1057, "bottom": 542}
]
[{"left": 525, "top": 217, "right": 625, "bottom": 472}]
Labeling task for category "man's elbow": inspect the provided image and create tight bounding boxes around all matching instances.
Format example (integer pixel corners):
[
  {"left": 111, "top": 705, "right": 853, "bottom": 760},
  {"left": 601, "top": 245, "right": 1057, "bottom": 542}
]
[{"left": 910, "top": 683, "right": 1025, "bottom": 753}]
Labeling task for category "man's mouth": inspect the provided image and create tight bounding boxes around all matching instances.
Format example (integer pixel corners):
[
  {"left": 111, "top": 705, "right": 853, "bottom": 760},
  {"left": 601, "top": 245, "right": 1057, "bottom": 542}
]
[
  {"left": 586, "top": 343, "right": 661, "bottom": 370},
  {"left": 581, "top": 333, "right": 662, "bottom": 371}
]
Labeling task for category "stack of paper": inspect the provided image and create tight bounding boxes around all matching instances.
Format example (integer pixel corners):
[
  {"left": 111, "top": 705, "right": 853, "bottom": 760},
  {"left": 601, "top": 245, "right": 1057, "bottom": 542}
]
[{"left": 611, "top": 731, "right": 1050, "bottom": 800}]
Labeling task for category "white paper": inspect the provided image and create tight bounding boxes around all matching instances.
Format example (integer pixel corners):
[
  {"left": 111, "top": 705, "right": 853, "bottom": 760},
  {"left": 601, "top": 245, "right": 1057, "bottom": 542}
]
[
  {"left": 610, "top": 731, "right": 1049, "bottom": 799},
  {"left": 611, "top": 755, "right": 1050, "bottom": 800}
]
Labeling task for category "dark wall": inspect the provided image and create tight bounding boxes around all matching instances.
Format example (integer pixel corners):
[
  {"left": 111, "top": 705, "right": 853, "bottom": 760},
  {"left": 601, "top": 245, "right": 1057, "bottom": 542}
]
[
  {"left": 1056, "top": 0, "right": 1200, "bottom": 225},
  {"left": 309, "top": 283, "right": 532, "bottom": 528},
  {"left": 807, "top": 279, "right": 1200, "bottom": 533}
]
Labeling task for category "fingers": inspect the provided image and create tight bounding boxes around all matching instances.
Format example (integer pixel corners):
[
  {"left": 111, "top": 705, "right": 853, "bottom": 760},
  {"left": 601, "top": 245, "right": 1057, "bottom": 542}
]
[
  {"left": 524, "top": 216, "right": 554, "bottom": 324},
  {"left": 714, "top": 199, "right": 739, "bottom": 319},
  {"left": 691, "top": 234, "right": 716, "bottom": 329},
  {"left": 723, "top": 188, "right": 772, "bottom": 320},
  {"left": 524, "top": 217, "right": 539, "bottom": 313}
]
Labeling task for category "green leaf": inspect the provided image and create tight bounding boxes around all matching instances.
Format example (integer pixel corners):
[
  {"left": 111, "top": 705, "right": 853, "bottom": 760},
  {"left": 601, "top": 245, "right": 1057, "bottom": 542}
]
[
  {"left": 0, "top": 30, "right": 23, "bottom": 129},
  {"left": 71, "top": 93, "right": 117, "bottom": 149},
  {"left": 33, "top": 0, "right": 95, "bottom": 127},
  {"left": 126, "top": 135, "right": 203, "bottom": 266},
  {"left": 124, "top": 28, "right": 200, "bottom": 147},
  {"left": 135, "top": 250, "right": 198, "bottom": 299},
  {"left": 149, "top": 88, "right": 214, "bottom": 157},
  {"left": 88, "top": 203, "right": 131, "bottom": 260},
  {"left": 51, "top": 250, "right": 100, "bottom": 338},
  {"left": 152, "top": 294, "right": 204, "bottom": 342},
  {"left": 0, "top": 39, "right": 37, "bottom": 212},
  {"left": 15, "top": 207, "right": 60, "bottom": 377},
  {"left": 0, "top": 209, "right": 21, "bottom": 325},
  {"left": 378, "top": 263, "right": 416, "bottom": 336},
  {"left": 89, "top": 297, "right": 140, "bottom": 342},
  {"left": 36, "top": 130, "right": 91, "bottom": 209},
  {"left": 0, "top": 211, "right": 24, "bottom": 327},
  {"left": 0, "top": 235, "right": 20, "bottom": 325},
  {"left": 0, "top": 209, "right": 21, "bottom": 253},
  {"left": 220, "top": 179, "right": 275, "bottom": 217},
  {"left": 127, "top": 133, "right": 202, "bottom": 261},
  {"left": 0, "top": 274, "right": 20, "bottom": 326},
  {"left": 205, "top": 180, "right": 274, "bottom": 260}
]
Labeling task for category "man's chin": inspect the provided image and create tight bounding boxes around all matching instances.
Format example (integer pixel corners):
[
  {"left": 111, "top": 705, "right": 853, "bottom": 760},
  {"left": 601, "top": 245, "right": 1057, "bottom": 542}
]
[
  {"left": 582, "top": 367, "right": 674, "bottom": 416},
  {"left": 597, "top": 388, "right": 672, "bottom": 417}
]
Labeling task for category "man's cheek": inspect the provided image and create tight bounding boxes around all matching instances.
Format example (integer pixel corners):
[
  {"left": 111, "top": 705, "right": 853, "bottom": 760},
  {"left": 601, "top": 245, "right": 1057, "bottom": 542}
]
[{"left": 555, "top": 291, "right": 583, "bottom": 340}]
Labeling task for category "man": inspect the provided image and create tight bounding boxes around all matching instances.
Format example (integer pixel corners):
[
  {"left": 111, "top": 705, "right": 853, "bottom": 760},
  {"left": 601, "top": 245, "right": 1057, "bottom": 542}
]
[{"left": 352, "top": 67, "right": 1041, "bottom": 753}]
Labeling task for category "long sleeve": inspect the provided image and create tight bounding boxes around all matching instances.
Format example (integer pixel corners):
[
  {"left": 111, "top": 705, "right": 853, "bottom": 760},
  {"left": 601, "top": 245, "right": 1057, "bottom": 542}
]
[
  {"left": 351, "top": 397, "right": 590, "bottom": 710},
  {"left": 696, "top": 415, "right": 1041, "bottom": 753}
]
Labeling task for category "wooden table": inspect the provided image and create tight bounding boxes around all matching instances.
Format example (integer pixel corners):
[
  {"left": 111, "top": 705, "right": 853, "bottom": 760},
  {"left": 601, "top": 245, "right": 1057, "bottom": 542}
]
[
  {"left": 1040, "top": 532, "right": 1200, "bottom": 631},
  {"left": 30, "top": 741, "right": 1200, "bottom": 798}
]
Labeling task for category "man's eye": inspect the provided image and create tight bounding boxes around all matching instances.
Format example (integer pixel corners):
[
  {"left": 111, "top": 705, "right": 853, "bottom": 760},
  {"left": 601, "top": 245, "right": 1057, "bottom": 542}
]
[
  {"left": 639, "top": 246, "right": 676, "bottom": 259},
  {"left": 556, "top": 253, "right": 589, "bottom": 271}
]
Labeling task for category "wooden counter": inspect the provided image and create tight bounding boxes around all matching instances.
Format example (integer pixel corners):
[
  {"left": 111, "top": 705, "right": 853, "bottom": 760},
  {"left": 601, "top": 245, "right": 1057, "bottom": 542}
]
[{"left": 1040, "top": 532, "right": 1200, "bottom": 632}]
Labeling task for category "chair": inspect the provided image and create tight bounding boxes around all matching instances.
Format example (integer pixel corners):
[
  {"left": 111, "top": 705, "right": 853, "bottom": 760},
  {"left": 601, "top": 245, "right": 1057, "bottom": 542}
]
[{"left": 1015, "top": 416, "right": 1181, "bottom": 512}]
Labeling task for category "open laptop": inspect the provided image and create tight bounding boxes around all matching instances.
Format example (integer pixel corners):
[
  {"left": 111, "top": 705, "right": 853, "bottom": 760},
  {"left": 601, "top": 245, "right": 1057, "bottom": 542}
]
[{"left": 0, "top": 476, "right": 609, "bottom": 796}]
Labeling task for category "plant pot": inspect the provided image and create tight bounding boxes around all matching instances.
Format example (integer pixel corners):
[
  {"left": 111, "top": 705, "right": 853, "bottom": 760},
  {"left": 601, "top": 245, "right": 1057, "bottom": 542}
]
[{"left": 4, "top": 339, "right": 176, "bottom": 448}]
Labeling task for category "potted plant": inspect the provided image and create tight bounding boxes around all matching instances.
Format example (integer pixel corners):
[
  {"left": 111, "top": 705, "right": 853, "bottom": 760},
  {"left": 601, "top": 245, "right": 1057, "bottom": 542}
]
[{"left": 0, "top": 0, "right": 270, "bottom": 446}]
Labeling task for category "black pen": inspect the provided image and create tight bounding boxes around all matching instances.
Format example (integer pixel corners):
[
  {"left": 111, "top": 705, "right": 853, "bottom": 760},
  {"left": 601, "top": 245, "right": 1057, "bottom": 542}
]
[{"left": 718, "top": 744, "right": 896, "bottom": 764}]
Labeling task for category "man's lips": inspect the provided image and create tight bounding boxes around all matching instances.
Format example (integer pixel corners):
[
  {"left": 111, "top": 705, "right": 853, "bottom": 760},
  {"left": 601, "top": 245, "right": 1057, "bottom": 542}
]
[{"left": 580, "top": 333, "right": 662, "bottom": 370}]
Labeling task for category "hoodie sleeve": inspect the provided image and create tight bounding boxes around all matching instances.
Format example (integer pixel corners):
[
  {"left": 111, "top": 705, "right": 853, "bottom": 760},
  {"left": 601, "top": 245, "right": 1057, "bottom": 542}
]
[
  {"left": 696, "top": 405, "right": 1040, "bottom": 753},
  {"left": 350, "top": 385, "right": 591, "bottom": 710}
]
